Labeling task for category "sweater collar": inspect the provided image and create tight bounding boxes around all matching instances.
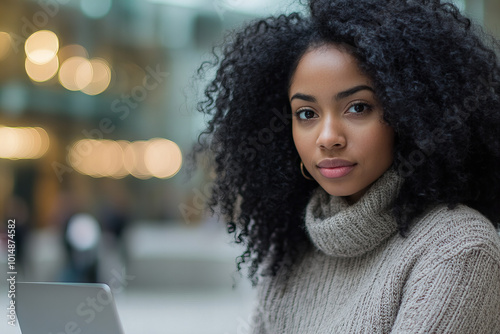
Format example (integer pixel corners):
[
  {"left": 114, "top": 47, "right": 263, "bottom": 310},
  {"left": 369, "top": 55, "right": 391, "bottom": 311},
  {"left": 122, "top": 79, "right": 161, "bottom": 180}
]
[{"left": 304, "top": 168, "right": 403, "bottom": 257}]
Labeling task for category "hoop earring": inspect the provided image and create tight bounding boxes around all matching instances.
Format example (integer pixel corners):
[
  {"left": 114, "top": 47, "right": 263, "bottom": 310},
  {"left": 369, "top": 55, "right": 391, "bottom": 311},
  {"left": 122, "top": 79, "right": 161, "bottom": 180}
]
[{"left": 300, "top": 161, "right": 314, "bottom": 181}]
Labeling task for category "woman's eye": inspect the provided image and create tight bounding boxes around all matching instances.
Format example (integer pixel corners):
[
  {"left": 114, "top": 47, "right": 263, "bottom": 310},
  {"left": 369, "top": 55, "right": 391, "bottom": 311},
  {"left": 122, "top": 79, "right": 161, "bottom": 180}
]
[
  {"left": 296, "top": 109, "right": 316, "bottom": 120},
  {"left": 347, "top": 103, "right": 371, "bottom": 114}
]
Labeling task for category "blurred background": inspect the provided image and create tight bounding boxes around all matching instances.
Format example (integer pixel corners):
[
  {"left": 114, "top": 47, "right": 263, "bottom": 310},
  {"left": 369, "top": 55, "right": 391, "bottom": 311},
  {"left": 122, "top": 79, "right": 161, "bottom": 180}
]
[{"left": 0, "top": 0, "right": 498, "bottom": 333}]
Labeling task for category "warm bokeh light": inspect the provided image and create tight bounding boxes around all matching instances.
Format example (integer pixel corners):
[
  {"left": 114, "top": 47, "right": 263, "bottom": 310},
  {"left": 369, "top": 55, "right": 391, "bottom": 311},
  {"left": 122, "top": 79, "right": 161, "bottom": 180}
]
[
  {"left": 112, "top": 141, "right": 130, "bottom": 178},
  {"left": 70, "top": 139, "right": 128, "bottom": 179},
  {"left": 124, "top": 141, "right": 151, "bottom": 179},
  {"left": 96, "top": 140, "right": 123, "bottom": 177},
  {"left": 144, "top": 138, "right": 182, "bottom": 178},
  {"left": 35, "top": 127, "right": 50, "bottom": 159},
  {"left": 25, "top": 30, "right": 59, "bottom": 65},
  {"left": 69, "top": 139, "right": 100, "bottom": 177},
  {"left": 122, "top": 141, "right": 137, "bottom": 176},
  {"left": 25, "top": 56, "right": 59, "bottom": 82},
  {"left": 57, "top": 48, "right": 111, "bottom": 93},
  {"left": 59, "top": 56, "right": 93, "bottom": 91},
  {"left": 75, "top": 58, "right": 94, "bottom": 89},
  {"left": 0, "top": 32, "right": 11, "bottom": 61},
  {"left": 82, "top": 58, "right": 112, "bottom": 95},
  {"left": 69, "top": 139, "right": 182, "bottom": 179},
  {"left": 0, "top": 126, "right": 50, "bottom": 159},
  {"left": 0, "top": 127, "right": 20, "bottom": 159},
  {"left": 87, "top": 140, "right": 107, "bottom": 177},
  {"left": 58, "top": 44, "right": 89, "bottom": 63}
]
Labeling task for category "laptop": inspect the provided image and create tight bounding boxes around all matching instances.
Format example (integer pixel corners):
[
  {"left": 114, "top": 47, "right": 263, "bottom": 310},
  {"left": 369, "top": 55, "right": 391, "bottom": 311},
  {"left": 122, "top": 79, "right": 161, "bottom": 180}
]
[{"left": 16, "top": 282, "right": 125, "bottom": 334}]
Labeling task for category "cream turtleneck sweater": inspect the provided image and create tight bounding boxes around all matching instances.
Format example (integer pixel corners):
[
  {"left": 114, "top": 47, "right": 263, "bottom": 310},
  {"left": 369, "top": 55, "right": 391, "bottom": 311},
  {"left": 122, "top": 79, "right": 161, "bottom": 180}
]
[{"left": 250, "top": 170, "right": 500, "bottom": 333}]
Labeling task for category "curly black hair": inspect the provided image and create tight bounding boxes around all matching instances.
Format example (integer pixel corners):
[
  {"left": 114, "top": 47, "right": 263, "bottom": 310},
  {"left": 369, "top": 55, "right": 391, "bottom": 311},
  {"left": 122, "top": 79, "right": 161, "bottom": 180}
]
[{"left": 189, "top": 0, "right": 500, "bottom": 286}]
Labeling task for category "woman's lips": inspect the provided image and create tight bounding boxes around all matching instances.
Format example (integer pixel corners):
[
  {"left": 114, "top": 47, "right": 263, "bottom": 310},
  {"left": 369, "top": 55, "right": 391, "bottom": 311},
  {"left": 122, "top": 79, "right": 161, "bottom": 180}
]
[
  {"left": 317, "top": 165, "right": 356, "bottom": 178},
  {"left": 316, "top": 159, "right": 356, "bottom": 178}
]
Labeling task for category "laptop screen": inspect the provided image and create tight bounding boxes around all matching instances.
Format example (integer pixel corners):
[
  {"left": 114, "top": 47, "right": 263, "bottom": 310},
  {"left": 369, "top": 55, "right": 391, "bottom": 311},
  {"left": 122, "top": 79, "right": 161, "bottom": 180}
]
[{"left": 16, "top": 282, "right": 125, "bottom": 334}]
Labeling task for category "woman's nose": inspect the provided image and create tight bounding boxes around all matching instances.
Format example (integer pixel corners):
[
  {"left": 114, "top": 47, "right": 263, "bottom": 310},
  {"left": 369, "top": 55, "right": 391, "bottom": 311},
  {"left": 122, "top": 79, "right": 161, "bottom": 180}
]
[{"left": 316, "top": 117, "right": 346, "bottom": 150}]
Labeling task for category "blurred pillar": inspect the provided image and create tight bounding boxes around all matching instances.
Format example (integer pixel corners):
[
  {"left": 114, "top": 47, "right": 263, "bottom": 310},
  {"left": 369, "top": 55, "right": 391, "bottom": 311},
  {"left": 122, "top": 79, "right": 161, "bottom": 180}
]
[
  {"left": 483, "top": 0, "right": 500, "bottom": 38},
  {"left": 465, "top": 0, "right": 484, "bottom": 24}
]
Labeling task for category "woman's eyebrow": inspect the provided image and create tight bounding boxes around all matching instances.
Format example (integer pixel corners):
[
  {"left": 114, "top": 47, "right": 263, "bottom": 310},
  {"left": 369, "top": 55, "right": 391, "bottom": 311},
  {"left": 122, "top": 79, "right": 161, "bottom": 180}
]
[
  {"left": 290, "top": 93, "right": 317, "bottom": 103},
  {"left": 290, "top": 85, "right": 374, "bottom": 103},
  {"left": 335, "top": 85, "right": 374, "bottom": 101}
]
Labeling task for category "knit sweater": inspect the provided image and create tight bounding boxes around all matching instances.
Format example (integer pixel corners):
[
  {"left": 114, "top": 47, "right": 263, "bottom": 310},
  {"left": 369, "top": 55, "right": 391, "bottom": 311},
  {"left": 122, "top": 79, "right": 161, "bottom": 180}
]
[{"left": 250, "top": 170, "right": 500, "bottom": 333}]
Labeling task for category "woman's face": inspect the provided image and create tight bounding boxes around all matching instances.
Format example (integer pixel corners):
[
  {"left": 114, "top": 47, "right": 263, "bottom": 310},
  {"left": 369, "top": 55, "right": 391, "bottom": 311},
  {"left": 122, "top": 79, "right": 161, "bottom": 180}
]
[{"left": 289, "top": 44, "right": 394, "bottom": 203}]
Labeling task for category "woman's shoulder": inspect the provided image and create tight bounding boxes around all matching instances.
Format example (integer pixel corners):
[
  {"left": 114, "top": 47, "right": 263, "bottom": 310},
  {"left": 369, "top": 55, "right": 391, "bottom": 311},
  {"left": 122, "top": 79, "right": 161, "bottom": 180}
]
[{"left": 407, "top": 203, "right": 500, "bottom": 261}]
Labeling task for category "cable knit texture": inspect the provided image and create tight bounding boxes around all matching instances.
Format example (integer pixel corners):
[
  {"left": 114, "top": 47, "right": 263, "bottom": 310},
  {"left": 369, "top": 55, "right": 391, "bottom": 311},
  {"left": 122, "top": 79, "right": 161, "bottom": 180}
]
[
  {"left": 250, "top": 170, "right": 500, "bottom": 333},
  {"left": 305, "top": 169, "right": 401, "bottom": 257}
]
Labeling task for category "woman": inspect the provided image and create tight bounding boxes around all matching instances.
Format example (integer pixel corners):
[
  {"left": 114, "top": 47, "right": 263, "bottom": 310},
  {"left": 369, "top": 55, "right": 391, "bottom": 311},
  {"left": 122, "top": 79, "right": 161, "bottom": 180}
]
[{"left": 191, "top": 0, "right": 500, "bottom": 332}]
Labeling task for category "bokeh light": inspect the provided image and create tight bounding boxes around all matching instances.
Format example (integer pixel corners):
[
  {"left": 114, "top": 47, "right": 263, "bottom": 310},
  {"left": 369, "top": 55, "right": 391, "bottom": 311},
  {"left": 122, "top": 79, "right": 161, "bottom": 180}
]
[
  {"left": 82, "top": 58, "right": 112, "bottom": 95},
  {"left": 66, "top": 213, "right": 101, "bottom": 251},
  {"left": 113, "top": 141, "right": 131, "bottom": 178},
  {"left": 0, "top": 32, "right": 12, "bottom": 61},
  {"left": 58, "top": 44, "right": 89, "bottom": 63},
  {"left": 0, "top": 126, "right": 50, "bottom": 159},
  {"left": 144, "top": 138, "right": 182, "bottom": 178},
  {"left": 35, "top": 127, "right": 50, "bottom": 159},
  {"left": 124, "top": 141, "right": 151, "bottom": 179},
  {"left": 93, "top": 140, "right": 123, "bottom": 177},
  {"left": 25, "top": 56, "right": 59, "bottom": 82},
  {"left": 59, "top": 57, "right": 93, "bottom": 91},
  {"left": 0, "top": 127, "right": 20, "bottom": 159},
  {"left": 69, "top": 139, "right": 100, "bottom": 177},
  {"left": 25, "top": 30, "right": 59, "bottom": 65},
  {"left": 69, "top": 139, "right": 182, "bottom": 179}
]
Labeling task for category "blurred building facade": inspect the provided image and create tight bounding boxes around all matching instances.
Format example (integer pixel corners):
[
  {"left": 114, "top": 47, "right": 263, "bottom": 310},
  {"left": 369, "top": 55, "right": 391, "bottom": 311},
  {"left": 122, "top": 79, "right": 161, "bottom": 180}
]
[
  {"left": 0, "top": 0, "right": 244, "bottom": 230},
  {"left": 0, "top": 0, "right": 311, "bottom": 286}
]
